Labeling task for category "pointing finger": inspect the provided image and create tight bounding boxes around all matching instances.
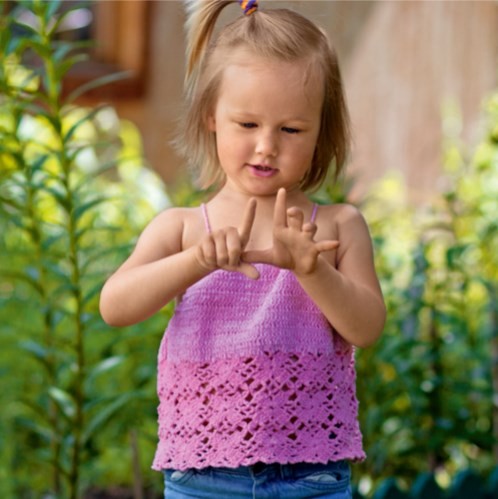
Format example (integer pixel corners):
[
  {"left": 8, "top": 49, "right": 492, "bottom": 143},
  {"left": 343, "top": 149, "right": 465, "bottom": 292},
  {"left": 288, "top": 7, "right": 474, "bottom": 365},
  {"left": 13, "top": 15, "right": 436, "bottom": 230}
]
[
  {"left": 226, "top": 228, "right": 242, "bottom": 268},
  {"left": 273, "top": 188, "right": 287, "bottom": 229},
  {"left": 239, "top": 198, "right": 257, "bottom": 247}
]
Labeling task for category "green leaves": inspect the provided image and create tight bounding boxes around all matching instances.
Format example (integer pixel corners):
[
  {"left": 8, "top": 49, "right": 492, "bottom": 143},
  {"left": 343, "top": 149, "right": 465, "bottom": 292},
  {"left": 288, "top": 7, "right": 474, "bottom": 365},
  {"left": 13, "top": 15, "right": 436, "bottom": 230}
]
[
  {"left": 82, "top": 390, "right": 146, "bottom": 446},
  {"left": 353, "top": 91, "right": 498, "bottom": 491},
  {"left": 48, "top": 387, "right": 77, "bottom": 421},
  {"left": 0, "top": 1, "right": 165, "bottom": 497}
]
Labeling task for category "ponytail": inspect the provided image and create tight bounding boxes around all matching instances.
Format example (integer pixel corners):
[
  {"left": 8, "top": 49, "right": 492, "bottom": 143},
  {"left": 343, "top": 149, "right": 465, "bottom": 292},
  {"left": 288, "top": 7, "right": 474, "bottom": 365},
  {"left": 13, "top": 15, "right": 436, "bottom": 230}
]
[{"left": 184, "top": 0, "right": 234, "bottom": 95}]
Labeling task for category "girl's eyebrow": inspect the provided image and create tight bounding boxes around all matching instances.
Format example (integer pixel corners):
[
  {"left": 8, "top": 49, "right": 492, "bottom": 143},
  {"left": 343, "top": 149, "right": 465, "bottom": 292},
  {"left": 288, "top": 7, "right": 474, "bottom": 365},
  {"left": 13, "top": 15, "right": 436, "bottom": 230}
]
[{"left": 231, "top": 111, "right": 314, "bottom": 124}]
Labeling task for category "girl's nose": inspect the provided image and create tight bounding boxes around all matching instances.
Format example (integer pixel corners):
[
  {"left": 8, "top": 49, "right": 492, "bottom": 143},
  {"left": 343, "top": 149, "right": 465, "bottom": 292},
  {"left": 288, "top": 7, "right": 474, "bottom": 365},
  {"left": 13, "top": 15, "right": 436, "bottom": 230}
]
[{"left": 255, "top": 130, "right": 278, "bottom": 158}]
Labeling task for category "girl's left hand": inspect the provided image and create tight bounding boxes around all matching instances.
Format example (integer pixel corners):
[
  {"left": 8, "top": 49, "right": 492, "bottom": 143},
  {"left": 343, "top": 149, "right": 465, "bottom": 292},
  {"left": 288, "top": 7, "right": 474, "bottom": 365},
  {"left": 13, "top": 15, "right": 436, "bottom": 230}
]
[{"left": 243, "top": 188, "right": 339, "bottom": 276}]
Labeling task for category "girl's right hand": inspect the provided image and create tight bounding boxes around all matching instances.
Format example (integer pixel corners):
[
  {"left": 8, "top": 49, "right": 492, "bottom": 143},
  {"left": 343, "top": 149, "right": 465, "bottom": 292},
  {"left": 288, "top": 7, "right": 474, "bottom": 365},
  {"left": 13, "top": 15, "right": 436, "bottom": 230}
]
[{"left": 194, "top": 198, "right": 260, "bottom": 280}]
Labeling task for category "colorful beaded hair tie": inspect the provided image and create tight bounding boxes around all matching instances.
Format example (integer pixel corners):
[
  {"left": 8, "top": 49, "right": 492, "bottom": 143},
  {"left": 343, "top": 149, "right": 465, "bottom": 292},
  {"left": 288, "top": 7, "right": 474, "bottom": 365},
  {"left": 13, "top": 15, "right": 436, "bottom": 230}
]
[{"left": 239, "top": 0, "right": 258, "bottom": 16}]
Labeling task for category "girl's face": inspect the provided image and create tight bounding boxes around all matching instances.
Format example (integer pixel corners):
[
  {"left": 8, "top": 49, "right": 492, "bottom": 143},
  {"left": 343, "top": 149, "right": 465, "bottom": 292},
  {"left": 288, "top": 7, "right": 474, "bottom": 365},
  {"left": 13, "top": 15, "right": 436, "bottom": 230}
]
[{"left": 208, "top": 53, "right": 324, "bottom": 197}]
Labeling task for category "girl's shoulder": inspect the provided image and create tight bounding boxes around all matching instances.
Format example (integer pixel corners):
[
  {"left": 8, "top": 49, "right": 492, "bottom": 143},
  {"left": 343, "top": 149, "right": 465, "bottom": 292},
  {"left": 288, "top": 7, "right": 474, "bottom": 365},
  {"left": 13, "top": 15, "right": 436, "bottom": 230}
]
[
  {"left": 151, "top": 205, "right": 202, "bottom": 224},
  {"left": 316, "top": 202, "right": 366, "bottom": 228},
  {"left": 316, "top": 203, "right": 371, "bottom": 247},
  {"left": 148, "top": 205, "right": 206, "bottom": 251},
  {"left": 317, "top": 203, "right": 373, "bottom": 261}
]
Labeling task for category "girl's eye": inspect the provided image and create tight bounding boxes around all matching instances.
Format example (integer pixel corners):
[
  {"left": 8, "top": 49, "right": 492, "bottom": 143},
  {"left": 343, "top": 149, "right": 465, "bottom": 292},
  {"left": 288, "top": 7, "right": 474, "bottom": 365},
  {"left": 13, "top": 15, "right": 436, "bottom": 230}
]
[
  {"left": 240, "top": 122, "right": 257, "bottom": 129},
  {"left": 282, "top": 127, "right": 300, "bottom": 134}
]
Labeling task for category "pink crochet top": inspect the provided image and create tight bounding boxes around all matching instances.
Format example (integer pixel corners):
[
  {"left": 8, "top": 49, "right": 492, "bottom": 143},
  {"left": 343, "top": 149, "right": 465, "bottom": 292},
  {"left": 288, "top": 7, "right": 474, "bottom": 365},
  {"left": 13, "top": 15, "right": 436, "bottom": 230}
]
[{"left": 152, "top": 204, "right": 365, "bottom": 472}]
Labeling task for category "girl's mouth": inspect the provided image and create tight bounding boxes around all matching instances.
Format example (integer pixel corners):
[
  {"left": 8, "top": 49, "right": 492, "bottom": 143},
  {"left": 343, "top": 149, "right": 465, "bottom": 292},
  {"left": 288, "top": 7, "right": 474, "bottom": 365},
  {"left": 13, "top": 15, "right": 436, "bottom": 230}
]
[{"left": 249, "top": 164, "right": 278, "bottom": 177}]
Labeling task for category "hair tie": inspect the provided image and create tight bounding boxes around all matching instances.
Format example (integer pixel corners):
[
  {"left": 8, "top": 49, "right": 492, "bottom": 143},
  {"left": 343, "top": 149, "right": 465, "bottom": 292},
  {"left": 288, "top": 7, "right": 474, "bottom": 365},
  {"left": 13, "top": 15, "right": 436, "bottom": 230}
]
[{"left": 239, "top": 0, "right": 258, "bottom": 16}]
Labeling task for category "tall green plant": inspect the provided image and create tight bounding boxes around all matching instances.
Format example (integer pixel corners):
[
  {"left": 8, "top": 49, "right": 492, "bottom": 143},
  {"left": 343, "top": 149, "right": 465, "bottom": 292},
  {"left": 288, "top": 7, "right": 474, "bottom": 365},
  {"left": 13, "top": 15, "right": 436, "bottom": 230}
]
[{"left": 0, "top": 1, "right": 168, "bottom": 497}]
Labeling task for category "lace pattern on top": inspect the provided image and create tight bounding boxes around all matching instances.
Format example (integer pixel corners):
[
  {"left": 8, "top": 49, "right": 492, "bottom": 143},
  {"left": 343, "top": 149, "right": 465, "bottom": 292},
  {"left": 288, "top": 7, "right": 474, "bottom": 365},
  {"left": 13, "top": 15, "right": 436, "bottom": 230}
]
[{"left": 152, "top": 349, "right": 365, "bottom": 471}]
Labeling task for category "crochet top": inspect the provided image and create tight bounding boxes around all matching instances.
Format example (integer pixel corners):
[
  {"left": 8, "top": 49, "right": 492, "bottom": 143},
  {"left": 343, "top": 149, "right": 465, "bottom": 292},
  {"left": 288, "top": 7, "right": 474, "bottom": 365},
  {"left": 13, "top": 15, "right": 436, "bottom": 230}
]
[{"left": 152, "top": 204, "right": 365, "bottom": 472}]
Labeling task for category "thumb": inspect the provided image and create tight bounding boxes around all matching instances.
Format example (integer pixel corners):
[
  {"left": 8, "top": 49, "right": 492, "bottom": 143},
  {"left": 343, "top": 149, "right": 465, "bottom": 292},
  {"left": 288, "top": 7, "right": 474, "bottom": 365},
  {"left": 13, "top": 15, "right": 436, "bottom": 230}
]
[
  {"left": 315, "top": 240, "right": 340, "bottom": 253},
  {"left": 236, "top": 262, "right": 260, "bottom": 280},
  {"left": 242, "top": 248, "right": 273, "bottom": 264}
]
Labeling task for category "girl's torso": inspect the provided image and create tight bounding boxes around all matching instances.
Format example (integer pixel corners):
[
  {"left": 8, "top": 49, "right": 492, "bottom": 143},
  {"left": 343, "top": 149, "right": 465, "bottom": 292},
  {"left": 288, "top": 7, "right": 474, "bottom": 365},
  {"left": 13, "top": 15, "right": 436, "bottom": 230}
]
[{"left": 152, "top": 199, "right": 365, "bottom": 471}]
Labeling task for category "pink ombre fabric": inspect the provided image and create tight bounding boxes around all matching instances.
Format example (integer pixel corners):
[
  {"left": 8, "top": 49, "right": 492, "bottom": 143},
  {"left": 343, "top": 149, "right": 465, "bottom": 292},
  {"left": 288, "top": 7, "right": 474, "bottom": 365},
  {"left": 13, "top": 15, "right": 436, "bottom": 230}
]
[{"left": 152, "top": 206, "right": 365, "bottom": 471}]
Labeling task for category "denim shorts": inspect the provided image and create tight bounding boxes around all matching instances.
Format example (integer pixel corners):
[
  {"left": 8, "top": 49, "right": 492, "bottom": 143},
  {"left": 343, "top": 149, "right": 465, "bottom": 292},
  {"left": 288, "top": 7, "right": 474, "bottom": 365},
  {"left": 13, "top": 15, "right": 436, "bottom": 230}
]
[{"left": 163, "top": 460, "right": 351, "bottom": 498}]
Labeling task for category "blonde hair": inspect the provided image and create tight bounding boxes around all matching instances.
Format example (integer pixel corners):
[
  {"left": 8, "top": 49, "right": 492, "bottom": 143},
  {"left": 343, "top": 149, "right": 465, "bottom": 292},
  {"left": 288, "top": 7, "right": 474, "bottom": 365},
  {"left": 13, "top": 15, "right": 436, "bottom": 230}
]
[{"left": 176, "top": 0, "right": 351, "bottom": 191}]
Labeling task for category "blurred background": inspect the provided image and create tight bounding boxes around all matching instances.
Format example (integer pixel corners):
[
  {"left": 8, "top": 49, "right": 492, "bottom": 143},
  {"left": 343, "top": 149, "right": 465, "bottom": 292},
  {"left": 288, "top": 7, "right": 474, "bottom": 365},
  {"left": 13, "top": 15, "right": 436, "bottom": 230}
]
[
  {"left": 0, "top": 1, "right": 497, "bottom": 498},
  {"left": 69, "top": 0, "right": 498, "bottom": 202}
]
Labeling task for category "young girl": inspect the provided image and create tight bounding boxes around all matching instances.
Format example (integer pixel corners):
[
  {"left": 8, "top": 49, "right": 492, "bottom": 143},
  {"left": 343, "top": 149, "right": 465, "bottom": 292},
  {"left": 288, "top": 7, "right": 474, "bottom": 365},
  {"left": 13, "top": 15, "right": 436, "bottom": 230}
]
[{"left": 100, "top": 0, "right": 386, "bottom": 497}]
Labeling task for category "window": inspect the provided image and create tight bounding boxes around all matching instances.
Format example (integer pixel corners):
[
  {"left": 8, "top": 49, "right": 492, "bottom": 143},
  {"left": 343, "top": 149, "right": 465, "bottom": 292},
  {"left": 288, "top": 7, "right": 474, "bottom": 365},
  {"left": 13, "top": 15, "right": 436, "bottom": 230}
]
[
  {"left": 66, "top": 0, "right": 151, "bottom": 100},
  {"left": 12, "top": 0, "right": 151, "bottom": 100}
]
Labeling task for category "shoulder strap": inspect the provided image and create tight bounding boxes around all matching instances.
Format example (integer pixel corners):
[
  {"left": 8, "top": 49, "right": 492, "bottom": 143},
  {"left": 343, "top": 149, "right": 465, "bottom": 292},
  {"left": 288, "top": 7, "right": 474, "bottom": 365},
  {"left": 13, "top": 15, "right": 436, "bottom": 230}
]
[
  {"left": 200, "top": 203, "right": 212, "bottom": 234},
  {"left": 311, "top": 203, "right": 318, "bottom": 223}
]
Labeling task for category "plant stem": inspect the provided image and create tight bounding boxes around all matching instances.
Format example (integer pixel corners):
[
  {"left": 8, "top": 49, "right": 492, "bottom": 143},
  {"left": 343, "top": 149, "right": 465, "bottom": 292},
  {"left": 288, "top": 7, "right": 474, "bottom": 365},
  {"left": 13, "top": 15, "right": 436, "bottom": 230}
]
[
  {"left": 40, "top": 7, "right": 86, "bottom": 498},
  {"left": 17, "top": 107, "right": 63, "bottom": 495}
]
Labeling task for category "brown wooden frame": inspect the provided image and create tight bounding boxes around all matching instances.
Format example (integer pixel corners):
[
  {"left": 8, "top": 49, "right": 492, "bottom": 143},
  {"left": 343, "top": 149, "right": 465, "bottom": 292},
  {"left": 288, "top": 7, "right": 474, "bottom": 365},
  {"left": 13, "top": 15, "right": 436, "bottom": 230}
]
[{"left": 64, "top": 0, "right": 152, "bottom": 101}]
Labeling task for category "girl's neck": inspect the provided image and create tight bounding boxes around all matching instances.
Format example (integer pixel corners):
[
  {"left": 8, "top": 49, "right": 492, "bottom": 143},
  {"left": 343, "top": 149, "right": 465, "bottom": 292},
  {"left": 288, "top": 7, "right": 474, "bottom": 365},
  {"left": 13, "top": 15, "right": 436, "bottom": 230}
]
[
  {"left": 204, "top": 186, "right": 314, "bottom": 249},
  {"left": 213, "top": 185, "right": 310, "bottom": 212}
]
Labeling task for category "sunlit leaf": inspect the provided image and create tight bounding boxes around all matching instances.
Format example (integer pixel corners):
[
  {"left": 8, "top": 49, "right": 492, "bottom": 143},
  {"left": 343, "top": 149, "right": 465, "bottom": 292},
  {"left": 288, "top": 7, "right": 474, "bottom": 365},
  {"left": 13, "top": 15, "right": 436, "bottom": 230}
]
[
  {"left": 48, "top": 387, "right": 76, "bottom": 421},
  {"left": 48, "top": 2, "right": 91, "bottom": 38},
  {"left": 65, "top": 70, "right": 133, "bottom": 105},
  {"left": 55, "top": 53, "right": 89, "bottom": 82},
  {"left": 73, "top": 196, "right": 108, "bottom": 222},
  {"left": 43, "top": 0, "right": 62, "bottom": 26},
  {"left": 39, "top": 184, "right": 69, "bottom": 211},
  {"left": 62, "top": 105, "right": 106, "bottom": 144},
  {"left": 88, "top": 356, "right": 125, "bottom": 380}
]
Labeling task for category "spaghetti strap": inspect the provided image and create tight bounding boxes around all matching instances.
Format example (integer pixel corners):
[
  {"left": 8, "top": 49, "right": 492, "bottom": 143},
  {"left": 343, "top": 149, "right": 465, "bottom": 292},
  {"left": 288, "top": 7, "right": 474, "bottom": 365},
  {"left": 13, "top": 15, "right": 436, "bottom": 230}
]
[
  {"left": 200, "top": 204, "right": 212, "bottom": 234},
  {"left": 310, "top": 203, "right": 318, "bottom": 223}
]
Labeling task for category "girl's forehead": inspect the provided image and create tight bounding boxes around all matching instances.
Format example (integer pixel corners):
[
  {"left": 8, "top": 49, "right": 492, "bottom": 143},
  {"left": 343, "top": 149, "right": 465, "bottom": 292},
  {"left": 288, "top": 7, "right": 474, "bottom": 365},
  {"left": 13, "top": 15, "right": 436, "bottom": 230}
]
[
  {"left": 218, "top": 51, "right": 324, "bottom": 103},
  {"left": 223, "top": 50, "right": 318, "bottom": 79}
]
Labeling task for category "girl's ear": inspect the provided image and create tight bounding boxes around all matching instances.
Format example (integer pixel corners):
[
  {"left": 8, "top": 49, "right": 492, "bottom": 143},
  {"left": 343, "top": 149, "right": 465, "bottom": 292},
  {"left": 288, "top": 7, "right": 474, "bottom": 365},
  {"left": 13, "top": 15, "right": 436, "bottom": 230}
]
[{"left": 207, "top": 115, "right": 216, "bottom": 131}]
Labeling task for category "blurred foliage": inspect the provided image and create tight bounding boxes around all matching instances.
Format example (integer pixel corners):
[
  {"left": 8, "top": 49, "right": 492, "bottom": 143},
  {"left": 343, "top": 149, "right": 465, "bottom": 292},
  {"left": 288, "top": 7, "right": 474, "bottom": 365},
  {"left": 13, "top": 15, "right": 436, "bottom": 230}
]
[
  {"left": 0, "top": 1, "right": 170, "bottom": 498},
  {"left": 1, "top": 1, "right": 497, "bottom": 498},
  {"left": 355, "top": 96, "right": 498, "bottom": 495}
]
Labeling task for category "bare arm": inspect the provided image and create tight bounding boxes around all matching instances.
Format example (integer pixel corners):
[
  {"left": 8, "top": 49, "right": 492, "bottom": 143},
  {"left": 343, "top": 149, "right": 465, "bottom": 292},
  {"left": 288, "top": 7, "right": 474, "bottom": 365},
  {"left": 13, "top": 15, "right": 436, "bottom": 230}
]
[
  {"left": 99, "top": 208, "right": 209, "bottom": 327},
  {"left": 296, "top": 205, "right": 386, "bottom": 348},
  {"left": 100, "top": 200, "right": 258, "bottom": 327}
]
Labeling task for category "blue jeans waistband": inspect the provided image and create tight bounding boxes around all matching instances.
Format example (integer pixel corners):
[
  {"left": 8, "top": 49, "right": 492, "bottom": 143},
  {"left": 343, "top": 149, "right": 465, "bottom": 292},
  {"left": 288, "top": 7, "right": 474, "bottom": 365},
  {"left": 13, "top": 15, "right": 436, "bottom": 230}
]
[
  {"left": 163, "top": 460, "right": 352, "bottom": 498},
  {"left": 197, "top": 460, "right": 349, "bottom": 480}
]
